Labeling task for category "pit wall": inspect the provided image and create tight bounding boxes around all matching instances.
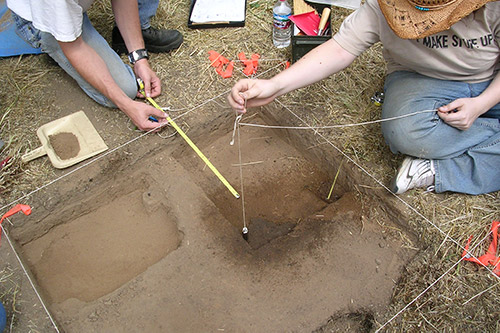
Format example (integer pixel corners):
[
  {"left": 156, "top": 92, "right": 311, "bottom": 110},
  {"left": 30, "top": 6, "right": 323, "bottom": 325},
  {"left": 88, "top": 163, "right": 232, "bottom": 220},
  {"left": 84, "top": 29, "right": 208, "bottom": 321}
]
[{"left": 259, "top": 105, "right": 411, "bottom": 229}]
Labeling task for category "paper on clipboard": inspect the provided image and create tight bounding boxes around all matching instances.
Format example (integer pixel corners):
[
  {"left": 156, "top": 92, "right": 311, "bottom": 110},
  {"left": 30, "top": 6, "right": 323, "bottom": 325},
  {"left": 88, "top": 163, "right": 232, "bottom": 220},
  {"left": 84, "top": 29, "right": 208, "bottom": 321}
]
[
  {"left": 306, "top": 0, "right": 361, "bottom": 9},
  {"left": 190, "top": 0, "right": 246, "bottom": 23}
]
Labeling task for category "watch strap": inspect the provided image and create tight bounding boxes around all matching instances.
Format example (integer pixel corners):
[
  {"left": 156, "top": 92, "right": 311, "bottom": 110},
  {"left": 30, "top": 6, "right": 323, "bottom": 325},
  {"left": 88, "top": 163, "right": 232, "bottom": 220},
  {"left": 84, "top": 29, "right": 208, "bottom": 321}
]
[{"left": 127, "top": 48, "right": 149, "bottom": 64}]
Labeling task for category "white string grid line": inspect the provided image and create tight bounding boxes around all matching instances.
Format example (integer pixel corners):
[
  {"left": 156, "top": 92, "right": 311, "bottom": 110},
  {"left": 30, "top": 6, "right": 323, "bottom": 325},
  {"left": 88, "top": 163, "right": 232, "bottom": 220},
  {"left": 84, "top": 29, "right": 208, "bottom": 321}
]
[
  {"left": 0, "top": 60, "right": 496, "bottom": 331},
  {"left": 0, "top": 58, "right": 284, "bottom": 212},
  {"left": 167, "top": 60, "right": 288, "bottom": 123},
  {"left": 235, "top": 115, "right": 247, "bottom": 231},
  {"left": 273, "top": 98, "right": 500, "bottom": 331},
  {"left": 0, "top": 128, "right": 153, "bottom": 213},
  {"left": 0, "top": 61, "right": 289, "bottom": 330},
  {"left": 275, "top": 98, "right": 498, "bottom": 272},
  {"left": 239, "top": 109, "right": 437, "bottom": 129},
  {"left": 1, "top": 222, "right": 61, "bottom": 333},
  {"left": 375, "top": 227, "right": 497, "bottom": 332}
]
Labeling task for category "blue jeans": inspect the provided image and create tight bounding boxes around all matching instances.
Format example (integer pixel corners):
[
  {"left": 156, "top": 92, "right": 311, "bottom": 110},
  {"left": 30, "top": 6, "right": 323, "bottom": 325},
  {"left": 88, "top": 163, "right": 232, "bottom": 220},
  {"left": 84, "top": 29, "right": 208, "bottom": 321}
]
[
  {"left": 12, "top": 0, "right": 160, "bottom": 107},
  {"left": 138, "top": 0, "right": 159, "bottom": 29},
  {"left": 381, "top": 71, "right": 500, "bottom": 194}
]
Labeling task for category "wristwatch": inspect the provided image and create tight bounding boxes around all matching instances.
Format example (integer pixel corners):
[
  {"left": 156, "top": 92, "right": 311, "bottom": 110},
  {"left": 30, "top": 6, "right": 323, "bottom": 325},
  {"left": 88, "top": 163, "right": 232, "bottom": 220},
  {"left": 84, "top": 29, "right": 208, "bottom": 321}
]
[{"left": 127, "top": 48, "right": 149, "bottom": 64}]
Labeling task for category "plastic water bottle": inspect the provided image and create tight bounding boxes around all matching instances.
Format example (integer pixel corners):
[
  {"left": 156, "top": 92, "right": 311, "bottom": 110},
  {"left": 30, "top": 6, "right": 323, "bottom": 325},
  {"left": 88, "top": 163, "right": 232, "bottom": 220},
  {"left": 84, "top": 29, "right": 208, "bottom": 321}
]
[{"left": 273, "top": 0, "right": 292, "bottom": 48}]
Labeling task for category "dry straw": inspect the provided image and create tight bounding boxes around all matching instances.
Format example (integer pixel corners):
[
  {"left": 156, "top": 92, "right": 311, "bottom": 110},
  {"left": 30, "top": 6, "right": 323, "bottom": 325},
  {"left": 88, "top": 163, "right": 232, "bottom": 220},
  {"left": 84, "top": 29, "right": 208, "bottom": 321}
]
[{"left": 0, "top": 0, "right": 498, "bottom": 331}]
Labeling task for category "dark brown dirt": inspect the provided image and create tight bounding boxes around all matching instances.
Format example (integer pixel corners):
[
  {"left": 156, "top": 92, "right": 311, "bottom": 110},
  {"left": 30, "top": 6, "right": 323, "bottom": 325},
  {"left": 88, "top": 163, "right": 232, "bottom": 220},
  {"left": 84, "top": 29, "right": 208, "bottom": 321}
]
[
  {"left": 48, "top": 132, "right": 80, "bottom": 160},
  {"left": 1, "top": 73, "right": 418, "bottom": 331},
  {"left": 0, "top": 14, "right": 421, "bottom": 330}
]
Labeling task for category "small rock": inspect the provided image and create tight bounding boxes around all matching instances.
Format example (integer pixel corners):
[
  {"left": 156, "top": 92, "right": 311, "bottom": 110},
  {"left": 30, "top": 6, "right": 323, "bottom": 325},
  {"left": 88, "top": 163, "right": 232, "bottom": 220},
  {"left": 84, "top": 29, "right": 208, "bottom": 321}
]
[{"left": 88, "top": 311, "right": 99, "bottom": 322}]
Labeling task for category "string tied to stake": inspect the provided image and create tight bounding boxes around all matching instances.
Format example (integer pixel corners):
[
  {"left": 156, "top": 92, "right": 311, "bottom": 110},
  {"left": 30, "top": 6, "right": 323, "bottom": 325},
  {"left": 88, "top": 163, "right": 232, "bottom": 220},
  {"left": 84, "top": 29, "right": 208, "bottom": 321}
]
[
  {"left": 462, "top": 221, "right": 500, "bottom": 276},
  {"left": 0, "top": 204, "right": 32, "bottom": 243}
]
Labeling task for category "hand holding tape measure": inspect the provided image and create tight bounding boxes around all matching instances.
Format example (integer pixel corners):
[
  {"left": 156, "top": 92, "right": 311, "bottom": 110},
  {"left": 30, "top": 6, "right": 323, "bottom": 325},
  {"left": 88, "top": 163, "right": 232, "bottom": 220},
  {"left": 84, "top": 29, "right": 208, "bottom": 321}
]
[{"left": 137, "top": 79, "right": 240, "bottom": 199}]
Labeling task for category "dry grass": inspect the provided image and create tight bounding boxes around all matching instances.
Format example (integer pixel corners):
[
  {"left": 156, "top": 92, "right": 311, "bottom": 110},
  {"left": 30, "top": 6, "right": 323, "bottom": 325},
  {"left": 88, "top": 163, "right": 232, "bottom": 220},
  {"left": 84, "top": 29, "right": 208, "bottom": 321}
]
[
  {"left": 0, "top": 265, "right": 21, "bottom": 332},
  {"left": 0, "top": 55, "right": 57, "bottom": 203},
  {"left": 0, "top": 0, "right": 498, "bottom": 331}
]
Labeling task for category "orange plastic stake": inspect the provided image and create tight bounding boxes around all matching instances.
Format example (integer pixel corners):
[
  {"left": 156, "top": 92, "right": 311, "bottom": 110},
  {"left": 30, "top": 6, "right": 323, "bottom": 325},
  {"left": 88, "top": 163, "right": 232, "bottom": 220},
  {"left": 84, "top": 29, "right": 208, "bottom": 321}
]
[
  {"left": 218, "top": 61, "right": 234, "bottom": 78},
  {"left": 0, "top": 204, "right": 32, "bottom": 243},
  {"left": 209, "top": 51, "right": 229, "bottom": 67},
  {"left": 238, "top": 52, "right": 259, "bottom": 76},
  {"left": 209, "top": 50, "right": 233, "bottom": 78},
  {"left": 208, "top": 50, "right": 223, "bottom": 67},
  {"left": 251, "top": 53, "right": 260, "bottom": 70},
  {"left": 462, "top": 221, "right": 500, "bottom": 276},
  {"left": 220, "top": 56, "right": 229, "bottom": 66},
  {"left": 242, "top": 64, "right": 254, "bottom": 76},
  {"left": 237, "top": 52, "right": 247, "bottom": 62}
]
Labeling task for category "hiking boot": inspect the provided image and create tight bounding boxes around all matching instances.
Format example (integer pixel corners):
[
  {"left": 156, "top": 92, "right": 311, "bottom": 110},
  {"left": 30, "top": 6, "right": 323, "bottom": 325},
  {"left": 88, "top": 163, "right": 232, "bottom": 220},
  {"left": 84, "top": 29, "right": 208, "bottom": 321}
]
[
  {"left": 112, "top": 26, "right": 183, "bottom": 54},
  {"left": 390, "top": 157, "right": 435, "bottom": 194}
]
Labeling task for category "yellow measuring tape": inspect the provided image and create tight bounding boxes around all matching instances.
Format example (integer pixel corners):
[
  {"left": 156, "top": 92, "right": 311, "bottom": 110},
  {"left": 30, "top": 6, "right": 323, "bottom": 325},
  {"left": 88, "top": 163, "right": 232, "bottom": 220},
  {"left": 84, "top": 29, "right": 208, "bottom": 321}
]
[{"left": 138, "top": 80, "right": 240, "bottom": 199}]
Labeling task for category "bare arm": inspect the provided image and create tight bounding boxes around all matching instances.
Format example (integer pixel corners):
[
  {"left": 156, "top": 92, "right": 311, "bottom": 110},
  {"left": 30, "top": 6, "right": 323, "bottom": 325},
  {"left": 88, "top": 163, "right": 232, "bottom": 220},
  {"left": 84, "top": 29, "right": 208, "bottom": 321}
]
[
  {"left": 438, "top": 71, "right": 500, "bottom": 130},
  {"left": 59, "top": 37, "right": 166, "bottom": 131},
  {"left": 111, "top": 0, "right": 160, "bottom": 99},
  {"left": 228, "top": 39, "right": 356, "bottom": 113},
  {"left": 111, "top": 0, "right": 144, "bottom": 52}
]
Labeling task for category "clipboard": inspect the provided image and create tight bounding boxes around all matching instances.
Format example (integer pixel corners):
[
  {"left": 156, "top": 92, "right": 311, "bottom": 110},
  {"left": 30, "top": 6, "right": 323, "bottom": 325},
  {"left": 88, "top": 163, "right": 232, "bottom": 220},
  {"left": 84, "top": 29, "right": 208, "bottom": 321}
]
[{"left": 188, "top": 0, "right": 247, "bottom": 29}]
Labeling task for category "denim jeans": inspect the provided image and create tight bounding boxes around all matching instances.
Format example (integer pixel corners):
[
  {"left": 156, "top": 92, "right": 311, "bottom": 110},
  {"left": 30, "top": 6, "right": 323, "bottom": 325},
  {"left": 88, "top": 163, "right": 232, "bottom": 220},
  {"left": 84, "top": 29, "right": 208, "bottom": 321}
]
[
  {"left": 138, "top": 0, "right": 159, "bottom": 29},
  {"left": 381, "top": 71, "right": 500, "bottom": 194},
  {"left": 11, "top": 0, "right": 160, "bottom": 107}
]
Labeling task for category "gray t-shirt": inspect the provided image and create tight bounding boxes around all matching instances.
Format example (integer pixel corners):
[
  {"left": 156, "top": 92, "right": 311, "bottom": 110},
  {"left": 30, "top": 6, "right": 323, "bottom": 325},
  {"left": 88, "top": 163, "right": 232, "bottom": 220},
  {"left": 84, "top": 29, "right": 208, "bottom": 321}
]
[{"left": 334, "top": 0, "right": 500, "bottom": 83}]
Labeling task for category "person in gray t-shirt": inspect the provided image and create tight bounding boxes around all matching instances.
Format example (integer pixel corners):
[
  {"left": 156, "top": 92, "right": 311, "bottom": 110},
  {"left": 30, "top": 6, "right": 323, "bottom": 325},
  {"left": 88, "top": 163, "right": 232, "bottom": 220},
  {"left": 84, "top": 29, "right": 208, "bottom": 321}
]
[{"left": 228, "top": 0, "right": 500, "bottom": 195}]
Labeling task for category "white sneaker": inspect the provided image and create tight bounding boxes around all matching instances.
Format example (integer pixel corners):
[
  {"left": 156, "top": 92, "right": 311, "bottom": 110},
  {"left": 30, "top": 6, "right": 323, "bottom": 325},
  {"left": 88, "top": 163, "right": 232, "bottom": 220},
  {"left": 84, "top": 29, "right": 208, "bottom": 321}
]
[{"left": 390, "top": 157, "right": 435, "bottom": 194}]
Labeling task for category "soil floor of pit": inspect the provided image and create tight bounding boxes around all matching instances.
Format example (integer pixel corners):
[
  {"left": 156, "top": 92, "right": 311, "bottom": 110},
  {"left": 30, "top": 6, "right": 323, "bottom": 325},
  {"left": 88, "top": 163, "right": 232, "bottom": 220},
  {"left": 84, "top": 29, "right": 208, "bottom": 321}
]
[{"left": 3, "top": 65, "right": 418, "bottom": 332}]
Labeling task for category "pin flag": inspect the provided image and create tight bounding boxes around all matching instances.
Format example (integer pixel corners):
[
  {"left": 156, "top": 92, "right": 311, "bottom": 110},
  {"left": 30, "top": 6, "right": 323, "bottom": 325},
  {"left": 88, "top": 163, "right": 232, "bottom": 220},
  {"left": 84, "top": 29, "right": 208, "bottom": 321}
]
[
  {"left": 0, "top": 204, "right": 32, "bottom": 243},
  {"left": 462, "top": 221, "right": 500, "bottom": 276}
]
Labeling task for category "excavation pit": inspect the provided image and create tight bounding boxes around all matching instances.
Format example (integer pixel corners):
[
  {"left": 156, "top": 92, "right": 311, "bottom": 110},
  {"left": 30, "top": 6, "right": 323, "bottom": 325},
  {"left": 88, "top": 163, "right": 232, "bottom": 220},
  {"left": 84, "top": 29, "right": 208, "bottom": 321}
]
[
  {"left": 7, "top": 111, "right": 419, "bottom": 332},
  {"left": 21, "top": 187, "right": 182, "bottom": 304},
  {"left": 244, "top": 217, "right": 296, "bottom": 249},
  {"left": 177, "top": 116, "right": 334, "bottom": 249}
]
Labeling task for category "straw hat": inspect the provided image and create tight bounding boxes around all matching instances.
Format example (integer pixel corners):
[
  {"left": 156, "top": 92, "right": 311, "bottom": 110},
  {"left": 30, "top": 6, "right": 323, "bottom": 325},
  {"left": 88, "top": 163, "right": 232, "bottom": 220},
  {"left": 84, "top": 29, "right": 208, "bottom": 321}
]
[{"left": 378, "top": 0, "right": 496, "bottom": 39}]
